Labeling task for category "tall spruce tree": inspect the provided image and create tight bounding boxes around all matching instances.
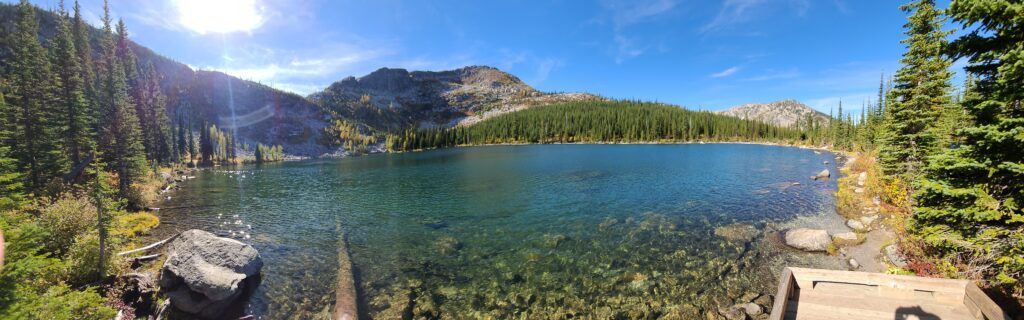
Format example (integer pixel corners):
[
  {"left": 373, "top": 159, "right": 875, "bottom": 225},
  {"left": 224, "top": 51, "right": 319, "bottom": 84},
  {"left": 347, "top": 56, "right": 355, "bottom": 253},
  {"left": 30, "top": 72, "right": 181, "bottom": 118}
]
[
  {"left": 877, "top": 0, "right": 953, "bottom": 177},
  {"left": 0, "top": 93, "right": 25, "bottom": 209},
  {"left": 51, "top": 0, "right": 93, "bottom": 168},
  {"left": 9, "top": 0, "right": 67, "bottom": 191},
  {"left": 97, "top": 0, "right": 147, "bottom": 201},
  {"left": 912, "top": 0, "right": 1024, "bottom": 290},
  {"left": 72, "top": 0, "right": 99, "bottom": 132},
  {"left": 136, "top": 62, "right": 172, "bottom": 163}
]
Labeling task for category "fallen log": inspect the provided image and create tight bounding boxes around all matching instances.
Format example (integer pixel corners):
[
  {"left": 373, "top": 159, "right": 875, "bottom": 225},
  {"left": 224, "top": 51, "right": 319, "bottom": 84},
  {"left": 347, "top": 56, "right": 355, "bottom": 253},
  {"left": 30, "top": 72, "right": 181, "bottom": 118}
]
[
  {"left": 118, "top": 234, "right": 178, "bottom": 256},
  {"left": 131, "top": 253, "right": 161, "bottom": 263},
  {"left": 333, "top": 233, "right": 357, "bottom": 320}
]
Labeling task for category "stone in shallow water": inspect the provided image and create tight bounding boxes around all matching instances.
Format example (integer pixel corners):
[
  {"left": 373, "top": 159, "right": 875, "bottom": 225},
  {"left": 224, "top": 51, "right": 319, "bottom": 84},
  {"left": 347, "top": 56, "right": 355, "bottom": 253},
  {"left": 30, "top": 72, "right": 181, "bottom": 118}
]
[
  {"left": 783, "top": 228, "right": 830, "bottom": 252},
  {"left": 743, "top": 302, "right": 763, "bottom": 316},
  {"left": 714, "top": 223, "right": 760, "bottom": 243}
]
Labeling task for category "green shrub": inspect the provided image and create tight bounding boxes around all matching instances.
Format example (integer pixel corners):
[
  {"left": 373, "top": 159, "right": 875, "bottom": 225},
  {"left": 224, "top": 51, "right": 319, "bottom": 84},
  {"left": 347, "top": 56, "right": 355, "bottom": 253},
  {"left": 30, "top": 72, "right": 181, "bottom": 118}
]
[{"left": 37, "top": 194, "right": 97, "bottom": 256}]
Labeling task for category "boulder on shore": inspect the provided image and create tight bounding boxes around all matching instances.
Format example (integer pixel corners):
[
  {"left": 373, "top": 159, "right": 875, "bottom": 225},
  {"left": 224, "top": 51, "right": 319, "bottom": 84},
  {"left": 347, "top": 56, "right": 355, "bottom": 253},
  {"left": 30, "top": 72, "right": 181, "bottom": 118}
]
[
  {"left": 159, "top": 230, "right": 263, "bottom": 319},
  {"left": 783, "top": 228, "right": 831, "bottom": 252}
]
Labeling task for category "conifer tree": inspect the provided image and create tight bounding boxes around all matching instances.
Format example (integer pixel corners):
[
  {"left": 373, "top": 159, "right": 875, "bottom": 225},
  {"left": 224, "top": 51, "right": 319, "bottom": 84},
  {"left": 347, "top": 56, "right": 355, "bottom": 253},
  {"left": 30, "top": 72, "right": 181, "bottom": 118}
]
[
  {"left": 115, "top": 19, "right": 139, "bottom": 90},
  {"left": 877, "top": 0, "right": 953, "bottom": 177},
  {"left": 51, "top": 0, "right": 93, "bottom": 168},
  {"left": 8, "top": 0, "right": 67, "bottom": 191},
  {"left": 136, "top": 63, "right": 172, "bottom": 163},
  {"left": 912, "top": 0, "right": 1024, "bottom": 290},
  {"left": 0, "top": 93, "right": 25, "bottom": 209},
  {"left": 97, "top": 0, "right": 147, "bottom": 200},
  {"left": 72, "top": 0, "right": 98, "bottom": 131}
]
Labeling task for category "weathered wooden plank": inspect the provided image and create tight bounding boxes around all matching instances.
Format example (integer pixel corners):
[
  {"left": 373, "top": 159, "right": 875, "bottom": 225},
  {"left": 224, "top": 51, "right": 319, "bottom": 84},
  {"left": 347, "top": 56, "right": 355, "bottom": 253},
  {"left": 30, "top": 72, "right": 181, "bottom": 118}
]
[
  {"left": 790, "top": 267, "right": 969, "bottom": 296},
  {"left": 770, "top": 267, "right": 795, "bottom": 320},
  {"left": 793, "top": 290, "right": 975, "bottom": 320},
  {"left": 965, "top": 282, "right": 1011, "bottom": 320}
]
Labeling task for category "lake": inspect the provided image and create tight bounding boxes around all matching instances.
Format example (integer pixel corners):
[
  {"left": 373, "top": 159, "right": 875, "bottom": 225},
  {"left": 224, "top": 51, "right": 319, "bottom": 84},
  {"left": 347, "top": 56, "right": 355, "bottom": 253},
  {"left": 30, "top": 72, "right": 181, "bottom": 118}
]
[{"left": 152, "top": 144, "right": 850, "bottom": 318}]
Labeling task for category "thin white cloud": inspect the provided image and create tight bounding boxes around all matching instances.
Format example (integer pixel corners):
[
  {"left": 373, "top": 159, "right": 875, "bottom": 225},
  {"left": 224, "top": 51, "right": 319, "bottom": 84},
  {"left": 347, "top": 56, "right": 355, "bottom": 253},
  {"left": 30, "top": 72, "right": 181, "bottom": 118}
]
[
  {"left": 598, "top": 0, "right": 679, "bottom": 63},
  {"left": 173, "top": 0, "right": 265, "bottom": 34},
  {"left": 701, "top": 0, "right": 814, "bottom": 33},
  {"left": 711, "top": 66, "right": 741, "bottom": 78}
]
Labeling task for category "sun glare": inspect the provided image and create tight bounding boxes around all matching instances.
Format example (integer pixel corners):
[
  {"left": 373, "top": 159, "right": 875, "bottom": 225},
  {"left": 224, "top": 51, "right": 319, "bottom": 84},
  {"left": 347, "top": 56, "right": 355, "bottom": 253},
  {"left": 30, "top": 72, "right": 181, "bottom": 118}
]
[{"left": 175, "top": 0, "right": 264, "bottom": 34}]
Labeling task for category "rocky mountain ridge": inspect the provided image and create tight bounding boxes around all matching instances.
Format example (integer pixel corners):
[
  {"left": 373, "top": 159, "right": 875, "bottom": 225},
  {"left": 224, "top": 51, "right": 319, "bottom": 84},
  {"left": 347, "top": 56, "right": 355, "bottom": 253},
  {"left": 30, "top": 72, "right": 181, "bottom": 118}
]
[
  {"left": 717, "top": 100, "right": 830, "bottom": 128},
  {"left": 309, "top": 66, "right": 603, "bottom": 130}
]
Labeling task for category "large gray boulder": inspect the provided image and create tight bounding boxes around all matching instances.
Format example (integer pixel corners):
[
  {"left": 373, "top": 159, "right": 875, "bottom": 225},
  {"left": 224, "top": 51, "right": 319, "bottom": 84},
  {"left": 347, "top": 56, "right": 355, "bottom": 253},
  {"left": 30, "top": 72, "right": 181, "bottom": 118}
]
[
  {"left": 783, "top": 228, "right": 831, "bottom": 252},
  {"left": 160, "top": 230, "right": 262, "bottom": 319}
]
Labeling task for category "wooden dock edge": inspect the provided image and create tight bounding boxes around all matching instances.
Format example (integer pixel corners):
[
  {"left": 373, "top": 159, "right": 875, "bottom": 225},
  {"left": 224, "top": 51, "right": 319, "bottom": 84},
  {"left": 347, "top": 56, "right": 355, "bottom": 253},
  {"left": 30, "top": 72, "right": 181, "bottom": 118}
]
[
  {"left": 768, "top": 267, "right": 1011, "bottom": 320},
  {"left": 769, "top": 267, "right": 795, "bottom": 320},
  {"left": 1, "top": 228, "right": 5, "bottom": 270}
]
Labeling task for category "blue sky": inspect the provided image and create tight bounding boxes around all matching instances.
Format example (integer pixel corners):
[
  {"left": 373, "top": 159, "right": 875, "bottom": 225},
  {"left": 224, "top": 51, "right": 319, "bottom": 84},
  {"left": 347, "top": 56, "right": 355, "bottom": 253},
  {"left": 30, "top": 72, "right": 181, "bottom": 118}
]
[{"left": 20, "top": 0, "right": 960, "bottom": 113}]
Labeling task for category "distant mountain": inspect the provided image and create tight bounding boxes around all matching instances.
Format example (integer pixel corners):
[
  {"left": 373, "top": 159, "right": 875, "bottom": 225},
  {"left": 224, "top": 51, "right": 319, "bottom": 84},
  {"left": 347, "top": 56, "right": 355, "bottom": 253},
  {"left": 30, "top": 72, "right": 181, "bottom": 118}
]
[
  {"left": 716, "top": 100, "right": 830, "bottom": 128},
  {"left": 308, "top": 66, "right": 602, "bottom": 130}
]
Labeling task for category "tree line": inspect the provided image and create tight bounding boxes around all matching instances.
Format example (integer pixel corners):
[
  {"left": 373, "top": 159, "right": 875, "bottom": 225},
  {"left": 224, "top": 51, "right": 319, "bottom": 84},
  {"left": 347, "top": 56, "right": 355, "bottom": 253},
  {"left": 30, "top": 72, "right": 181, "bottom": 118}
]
[{"left": 386, "top": 100, "right": 816, "bottom": 151}]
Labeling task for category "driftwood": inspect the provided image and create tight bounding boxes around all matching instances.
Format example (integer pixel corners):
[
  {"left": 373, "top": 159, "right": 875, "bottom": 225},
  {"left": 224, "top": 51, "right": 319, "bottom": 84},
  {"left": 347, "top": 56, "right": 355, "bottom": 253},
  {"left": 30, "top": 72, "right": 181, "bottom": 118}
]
[
  {"left": 131, "top": 253, "right": 161, "bottom": 263},
  {"left": 333, "top": 233, "right": 358, "bottom": 320},
  {"left": 118, "top": 234, "right": 178, "bottom": 257}
]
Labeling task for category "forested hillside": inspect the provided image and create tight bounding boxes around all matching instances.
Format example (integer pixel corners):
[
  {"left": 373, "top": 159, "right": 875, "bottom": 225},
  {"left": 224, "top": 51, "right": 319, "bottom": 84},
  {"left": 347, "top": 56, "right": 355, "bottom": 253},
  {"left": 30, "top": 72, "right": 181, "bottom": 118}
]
[
  {"left": 0, "top": 2, "right": 330, "bottom": 158},
  {"left": 386, "top": 100, "right": 836, "bottom": 151}
]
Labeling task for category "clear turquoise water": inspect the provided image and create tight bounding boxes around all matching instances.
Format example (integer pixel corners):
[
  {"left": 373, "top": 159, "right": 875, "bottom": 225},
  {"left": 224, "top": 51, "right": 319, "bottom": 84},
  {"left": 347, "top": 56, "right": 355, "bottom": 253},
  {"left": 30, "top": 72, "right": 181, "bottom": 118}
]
[{"left": 153, "top": 144, "right": 843, "bottom": 319}]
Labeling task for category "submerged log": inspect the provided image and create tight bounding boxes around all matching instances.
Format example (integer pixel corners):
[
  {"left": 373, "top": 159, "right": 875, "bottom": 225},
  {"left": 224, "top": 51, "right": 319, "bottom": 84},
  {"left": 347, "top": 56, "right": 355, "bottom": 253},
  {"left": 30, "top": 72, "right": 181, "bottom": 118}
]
[{"left": 334, "top": 233, "right": 358, "bottom": 320}]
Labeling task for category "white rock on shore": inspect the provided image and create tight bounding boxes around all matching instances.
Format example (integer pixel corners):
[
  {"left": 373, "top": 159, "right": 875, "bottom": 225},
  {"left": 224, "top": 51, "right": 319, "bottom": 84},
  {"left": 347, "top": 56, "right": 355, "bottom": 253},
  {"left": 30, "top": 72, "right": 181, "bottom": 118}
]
[{"left": 784, "top": 228, "right": 831, "bottom": 252}]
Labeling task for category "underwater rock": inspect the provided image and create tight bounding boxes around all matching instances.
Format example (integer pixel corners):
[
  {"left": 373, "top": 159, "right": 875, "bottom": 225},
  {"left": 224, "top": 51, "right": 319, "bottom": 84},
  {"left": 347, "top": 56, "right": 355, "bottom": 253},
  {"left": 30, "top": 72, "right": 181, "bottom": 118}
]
[
  {"left": 783, "top": 228, "right": 830, "bottom": 252},
  {"left": 434, "top": 235, "right": 462, "bottom": 255},
  {"left": 854, "top": 187, "right": 865, "bottom": 193},
  {"left": 811, "top": 169, "right": 830, "bottom": 180},
  {"left": 714, "top": 224, "right": 760, "bottom": 243},
  {"left": 541, "top": 234, "right": 567, "bottom": 248},
  {"left": 860, "top": 215, "right": 878, "bottom": 226},
  {"left": 743, "top": 302, "right": 763, "bottom": 316},
  {"left": 159, "top": 230, "right": 262, "bottom": 319},
  {"left": 718, "top": 305, "right": 746, "bottom": 320}
]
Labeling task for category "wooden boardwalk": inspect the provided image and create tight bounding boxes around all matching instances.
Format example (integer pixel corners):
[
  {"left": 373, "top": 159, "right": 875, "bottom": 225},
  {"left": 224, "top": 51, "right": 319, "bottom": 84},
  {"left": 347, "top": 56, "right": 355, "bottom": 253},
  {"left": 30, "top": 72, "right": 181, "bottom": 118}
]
[{"left": 771, "top": 267, "right": 1010, "bottom": 320}]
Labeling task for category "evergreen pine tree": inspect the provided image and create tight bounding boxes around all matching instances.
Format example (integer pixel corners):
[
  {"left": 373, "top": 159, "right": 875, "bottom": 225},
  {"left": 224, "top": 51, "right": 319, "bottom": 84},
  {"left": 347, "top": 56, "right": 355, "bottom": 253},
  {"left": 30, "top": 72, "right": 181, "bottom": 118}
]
[
  {"left": 72, "top": 0, "right": 99, "bottom": 132},
  {"left": 97, "top": 0, "right": 147, "bottom": 201},
  {"left": 51, "top": 0, "right": 93, "bottom": 168},
  {"left": 136, "top": 63, "right": 172, "bottom": 163},
  {"left": 877, "top": 0, "right": 953, "bottom": 177},
  {"left": 8, "top": 0, "right": 67, "bottom": 191},
  {"left": 0, "top": 93, "right": 25, "bottom": 210},
  {"left": 912, "top": 0, "right": 1024, "bottom": 290}
]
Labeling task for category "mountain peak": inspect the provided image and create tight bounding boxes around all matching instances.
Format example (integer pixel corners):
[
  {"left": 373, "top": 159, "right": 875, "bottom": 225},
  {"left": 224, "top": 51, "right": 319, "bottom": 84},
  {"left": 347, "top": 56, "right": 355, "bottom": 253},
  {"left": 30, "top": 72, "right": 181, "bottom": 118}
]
[{"left": 717, "top": 100, "right": 830, "bottom": 128}]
